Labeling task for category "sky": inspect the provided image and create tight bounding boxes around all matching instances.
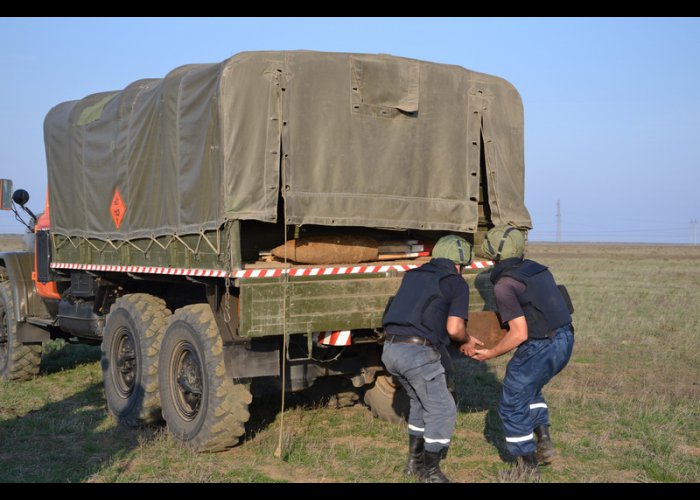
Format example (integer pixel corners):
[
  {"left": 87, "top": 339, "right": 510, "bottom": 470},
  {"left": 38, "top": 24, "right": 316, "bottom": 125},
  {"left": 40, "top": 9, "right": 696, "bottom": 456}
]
[{"left": 0, "top": 17, "right": 698, "bottom": 244}]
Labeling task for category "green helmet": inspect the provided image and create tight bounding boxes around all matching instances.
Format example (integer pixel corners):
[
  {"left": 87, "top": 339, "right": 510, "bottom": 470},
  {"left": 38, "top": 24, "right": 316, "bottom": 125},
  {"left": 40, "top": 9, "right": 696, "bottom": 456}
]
[
  {"left": 432, "top": 235, "right": 473, "bottom": 265},
  {"left": 481, "top": 225, "right": 525, "bottom": 261}
]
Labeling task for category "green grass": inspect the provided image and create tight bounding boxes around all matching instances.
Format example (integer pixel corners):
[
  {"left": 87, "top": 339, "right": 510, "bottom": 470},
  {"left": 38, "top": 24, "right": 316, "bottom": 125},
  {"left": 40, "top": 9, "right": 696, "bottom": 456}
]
[{"left": 0, "top": 243, "right": 699, "bottom": 482}]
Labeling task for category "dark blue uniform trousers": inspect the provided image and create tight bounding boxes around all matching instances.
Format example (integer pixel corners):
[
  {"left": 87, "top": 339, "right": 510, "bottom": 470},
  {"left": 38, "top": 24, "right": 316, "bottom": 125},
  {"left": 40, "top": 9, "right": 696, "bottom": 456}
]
[
  {"left": 499, "top": 325, "right": 574, "bottom": 457},
  {"left": 381, "top": 342, "right": 456, "bottom": 453}
]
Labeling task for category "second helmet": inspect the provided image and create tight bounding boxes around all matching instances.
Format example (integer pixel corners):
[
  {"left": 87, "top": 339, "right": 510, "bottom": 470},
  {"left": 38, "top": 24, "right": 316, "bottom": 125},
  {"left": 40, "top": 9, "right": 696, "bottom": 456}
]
[{"left": 481, "top": 226, "right": 525, "bottom": 261}]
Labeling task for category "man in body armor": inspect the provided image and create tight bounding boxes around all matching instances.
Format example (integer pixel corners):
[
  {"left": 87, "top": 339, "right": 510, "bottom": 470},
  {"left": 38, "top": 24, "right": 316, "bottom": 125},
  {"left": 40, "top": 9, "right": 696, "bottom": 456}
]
[
  {"left": 466, "top": 226, "right": 574, "bottom": 481},
  {"left": 382, "top": 235, "right": 482, "bottom": 483}
]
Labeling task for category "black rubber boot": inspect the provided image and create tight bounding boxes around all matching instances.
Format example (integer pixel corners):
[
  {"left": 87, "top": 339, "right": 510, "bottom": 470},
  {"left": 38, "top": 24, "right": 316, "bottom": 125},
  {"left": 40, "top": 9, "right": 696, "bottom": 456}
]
[
  {"left": 422, "top": 449, "right": 451, "bottom": 483},
  {"left": 534, "top": 424, "right": 557, "bottom": 465},
  {"left": 499, "top": 453, "right": 540, "bottom": 482},
  {"left": 405, "top": 434, "right": 425, "bottom": 479}
]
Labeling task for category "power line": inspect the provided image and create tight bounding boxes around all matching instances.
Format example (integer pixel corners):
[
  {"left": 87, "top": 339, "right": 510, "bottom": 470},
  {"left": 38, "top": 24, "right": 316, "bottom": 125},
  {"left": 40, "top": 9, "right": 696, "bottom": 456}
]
[{"left": 556, "top": 199, "right": 561, "bottom": 243}]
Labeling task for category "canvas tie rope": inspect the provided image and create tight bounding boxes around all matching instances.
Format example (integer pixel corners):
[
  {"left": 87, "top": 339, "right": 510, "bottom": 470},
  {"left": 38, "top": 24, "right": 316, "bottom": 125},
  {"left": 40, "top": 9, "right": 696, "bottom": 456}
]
[{"left": 275, "top": 68, "right": 288, "bottom": 459}]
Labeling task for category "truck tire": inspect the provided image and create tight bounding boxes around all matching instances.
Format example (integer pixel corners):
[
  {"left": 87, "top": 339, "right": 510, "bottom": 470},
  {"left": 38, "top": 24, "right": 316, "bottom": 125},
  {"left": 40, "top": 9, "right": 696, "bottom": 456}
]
[
  {"left": 0, "top": 279, "right": 42, "bottom": 381},
  {"left": 101, "top": 293, "right": 170, "bottom": 427},
  {"left": 363, "top": 373, "right": 410, "bottom": 425},
  {"left": 159, "top": 304, "right": 252, "bottom": 452}
]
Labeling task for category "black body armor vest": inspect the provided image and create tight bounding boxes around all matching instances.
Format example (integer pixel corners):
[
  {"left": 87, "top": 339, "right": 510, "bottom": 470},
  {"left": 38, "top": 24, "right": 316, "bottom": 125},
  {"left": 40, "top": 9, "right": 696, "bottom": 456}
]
[
  {"left": 382, "top": 258, "right": 458, "bottom": 347},
  {"left": 492, "top": 259, "right": 572, "bottom": 339}
]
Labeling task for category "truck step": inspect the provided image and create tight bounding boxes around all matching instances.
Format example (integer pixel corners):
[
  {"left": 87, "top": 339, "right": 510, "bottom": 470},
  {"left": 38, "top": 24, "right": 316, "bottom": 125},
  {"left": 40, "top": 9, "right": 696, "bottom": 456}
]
[{"left": 26, "top": 317, "right": 56, "bottom": 328}]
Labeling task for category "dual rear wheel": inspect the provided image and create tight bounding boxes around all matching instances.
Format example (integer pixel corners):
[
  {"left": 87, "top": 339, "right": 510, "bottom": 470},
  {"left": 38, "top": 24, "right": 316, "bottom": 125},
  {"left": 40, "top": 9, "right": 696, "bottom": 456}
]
[{"left": 102, "top": 295, "right": 251, "bottom": 452}]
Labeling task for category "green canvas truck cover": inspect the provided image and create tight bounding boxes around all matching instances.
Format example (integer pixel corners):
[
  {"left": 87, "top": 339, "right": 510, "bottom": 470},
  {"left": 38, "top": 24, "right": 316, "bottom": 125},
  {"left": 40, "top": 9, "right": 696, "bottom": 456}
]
[{"left": 45, "top": 50, "right": 531, "bottom": 242}]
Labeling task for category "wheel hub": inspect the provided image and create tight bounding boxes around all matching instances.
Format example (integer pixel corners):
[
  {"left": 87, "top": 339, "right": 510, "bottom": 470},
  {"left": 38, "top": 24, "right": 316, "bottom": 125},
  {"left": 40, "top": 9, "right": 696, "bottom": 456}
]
[
  {"left": 172, "top": 342, "right": 203, "bottom": 421},
  {"left": 113, "top": 328, "right": 136, "bottom": 398}
]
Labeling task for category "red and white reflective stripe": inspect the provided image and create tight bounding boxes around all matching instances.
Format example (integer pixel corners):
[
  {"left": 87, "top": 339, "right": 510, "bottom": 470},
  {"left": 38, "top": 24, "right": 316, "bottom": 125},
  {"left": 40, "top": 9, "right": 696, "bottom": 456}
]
[
  {"left": 470, "top": 260, "right": 494, "bottom": 269},
  {"left": 50, "top": 260, "right": 494, "bottom": 278},
  {"left": 315, "top": 330, "right": 352, "bottom": 346},
  {"left": 232, "top": 263, "right": 423, "bottom": 278},
  {"left": 50, "top": 262, "right": 228, "bottom": 277}
]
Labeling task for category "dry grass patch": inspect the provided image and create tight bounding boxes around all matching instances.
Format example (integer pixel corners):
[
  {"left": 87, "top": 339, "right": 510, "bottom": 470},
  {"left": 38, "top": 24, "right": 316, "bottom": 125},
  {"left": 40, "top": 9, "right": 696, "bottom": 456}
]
[{"left": 1, "top": 243, "right": 699, "bottom": 482}]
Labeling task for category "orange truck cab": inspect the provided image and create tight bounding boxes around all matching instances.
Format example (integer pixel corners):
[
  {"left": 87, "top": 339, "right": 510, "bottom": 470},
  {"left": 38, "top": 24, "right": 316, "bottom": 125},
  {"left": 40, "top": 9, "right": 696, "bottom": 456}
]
[{"left": 33, "top": 190, "right": 60, "bottom": 300}]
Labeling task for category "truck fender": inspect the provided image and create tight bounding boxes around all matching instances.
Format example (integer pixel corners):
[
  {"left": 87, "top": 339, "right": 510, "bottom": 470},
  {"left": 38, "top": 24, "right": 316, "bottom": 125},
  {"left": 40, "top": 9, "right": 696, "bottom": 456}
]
[{"left": 0, "top": 251, "right": 50, "bottom": 342}]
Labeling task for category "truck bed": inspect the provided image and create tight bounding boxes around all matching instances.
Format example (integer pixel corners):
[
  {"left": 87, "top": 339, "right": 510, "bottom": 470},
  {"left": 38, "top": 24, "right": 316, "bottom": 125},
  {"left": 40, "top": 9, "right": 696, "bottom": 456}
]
[{"left": 237, "top": 256, "right": 496, "bottom": 338}]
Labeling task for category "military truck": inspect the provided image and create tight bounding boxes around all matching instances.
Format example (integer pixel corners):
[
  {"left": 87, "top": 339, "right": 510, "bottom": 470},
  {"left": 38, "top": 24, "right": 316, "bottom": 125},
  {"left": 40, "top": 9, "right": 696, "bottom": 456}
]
[{"left": 0, "top": 51, "right": 531, "bottom": 452}]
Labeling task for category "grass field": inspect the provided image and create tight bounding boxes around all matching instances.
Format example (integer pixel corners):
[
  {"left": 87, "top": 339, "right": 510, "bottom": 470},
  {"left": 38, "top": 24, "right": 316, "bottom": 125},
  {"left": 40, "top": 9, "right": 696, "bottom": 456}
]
[
  {"left": 0, "top": 234, "right": 29, "bottom": 253},
  {"left": 1, "top": 239, "right": 699, "bottom": 483}
]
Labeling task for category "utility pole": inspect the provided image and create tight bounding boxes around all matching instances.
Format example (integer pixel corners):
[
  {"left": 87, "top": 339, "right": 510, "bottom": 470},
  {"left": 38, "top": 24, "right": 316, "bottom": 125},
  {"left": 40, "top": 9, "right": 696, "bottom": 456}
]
[
  {"left": 692, "top": 219, "right": 698, "bottom": 246},
  {"left": 556, "top": 200, "right": 562, "bottom": 243}
]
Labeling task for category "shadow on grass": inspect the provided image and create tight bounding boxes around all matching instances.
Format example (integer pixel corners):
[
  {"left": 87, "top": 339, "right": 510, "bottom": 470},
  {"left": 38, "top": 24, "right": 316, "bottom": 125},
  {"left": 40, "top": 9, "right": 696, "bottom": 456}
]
[
  {"left": 242, "top": 351, "right": 512, "bottom": 461},
  {"left": 244, "top": 378, "right": 300, "bottom": 441},
  {"left": 0, "top": 382, "right": 149, "bottom": 482},
  {"left": 40, "top": 340, "right": 101, "bottom": 375},
  {"left": 243, "top": 376, "right": 362, "bottom": 442},
  {"left": 484, "top": 406, "right": 510, "bottom": 462},
  {"left": 453, "top": 356, "right": 510, "bottom": 461}
]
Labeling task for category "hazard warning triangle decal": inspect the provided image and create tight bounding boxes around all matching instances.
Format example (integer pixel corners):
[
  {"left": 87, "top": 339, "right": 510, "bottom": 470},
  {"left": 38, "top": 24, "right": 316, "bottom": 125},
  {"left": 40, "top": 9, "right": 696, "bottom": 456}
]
[{"left": 110, "top": 188, "right": 126, "bottom": 229}]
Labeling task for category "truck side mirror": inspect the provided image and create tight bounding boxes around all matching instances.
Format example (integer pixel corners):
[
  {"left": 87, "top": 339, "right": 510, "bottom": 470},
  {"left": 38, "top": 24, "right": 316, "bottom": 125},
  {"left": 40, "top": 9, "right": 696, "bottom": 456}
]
[
  {"left": 12, "top": 189, "right": 30, "bottom": 207},
  {"left": 0, "top": 179, "right": 12, "bottom": 210}
]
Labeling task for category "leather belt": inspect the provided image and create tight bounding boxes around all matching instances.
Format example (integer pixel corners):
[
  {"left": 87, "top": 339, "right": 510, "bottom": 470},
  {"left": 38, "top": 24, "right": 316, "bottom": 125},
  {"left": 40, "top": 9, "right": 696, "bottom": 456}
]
[{"left": 385, "top": 334, "right": 433, "bottom": 347}]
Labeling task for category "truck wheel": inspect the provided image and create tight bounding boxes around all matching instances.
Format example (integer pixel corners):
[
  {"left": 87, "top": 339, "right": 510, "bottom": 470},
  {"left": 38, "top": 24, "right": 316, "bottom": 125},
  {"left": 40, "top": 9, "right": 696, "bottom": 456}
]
[
  {"left": 363, "top": 373, "right": 410, "bottom": 425},
  {"left": 159, "top": 304, "right": 252, "bottom": 452},
  {"left": 101, "top": 293, "right": 170, "bottom": 427},
  {"left": 0, "top": 280, "right": 42, "bottom": 381}
]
